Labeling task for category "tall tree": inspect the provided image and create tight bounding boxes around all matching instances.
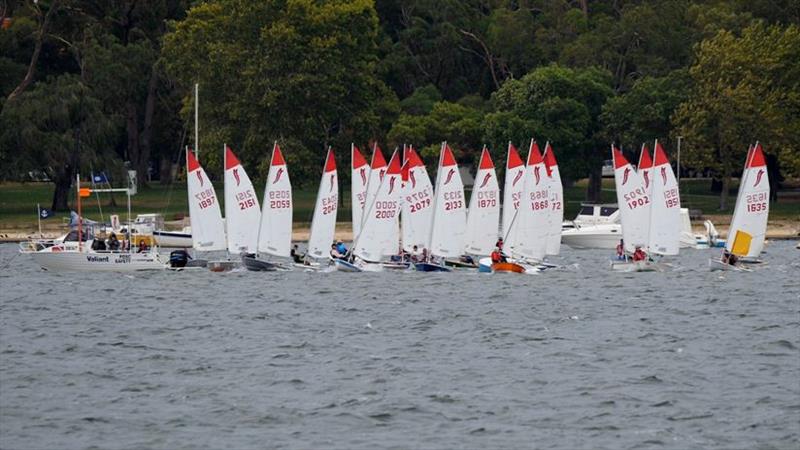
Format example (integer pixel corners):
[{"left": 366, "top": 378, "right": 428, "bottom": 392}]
[
  {"left": 0, "top": 74, "right": 115, "bottom": 210},
  {"left": 162, "top": 0, "right": 399, "bottom": 186},
  {"left": 601, "top": 69, "right": 691, "bottom": 152},
  {"left": 673, "top": 22, "right": 800, "bottom": 209},
  {"left": 484, "top": 64, "right": 614, "bottom": 199}
]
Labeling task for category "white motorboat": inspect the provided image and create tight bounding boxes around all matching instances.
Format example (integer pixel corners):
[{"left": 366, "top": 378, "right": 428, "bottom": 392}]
[
  {"left": 152, "top": 227, "right": 193, "bottom": 248},
  {"left": 23, "top": 175, "right": 167, "bottom": 272},
  {"left": 562, "top": 204, "right": 700, "bottom": 249},
  {"left": 561, "top": 204, "right": 623, "bottom": 249},
  {"left": 30, "top": 241, "right": 166, "bottom": 271}
]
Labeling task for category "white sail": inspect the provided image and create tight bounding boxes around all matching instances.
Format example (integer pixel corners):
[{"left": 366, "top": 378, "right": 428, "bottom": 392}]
[
  {"left": 223, "top": 145, "right": 261, "bottom": 254},
  {"left": 362, "top": 144, "right": 387, "bottom": 230},
  {"left": 542, "top": 142, "right": 563, "bottom": 256},
  {"left": 351, "top": 144, "right": 369, "bottom": 239},
  {"left": 636, "top": 143, "right": 653, "bottom": 245},
  {"left": 513, "top": 140, "right": 550, "bottom": 261},
  {"left": 464, "top": 146, "right": 499, "bottom": 256},
  {"left": 401, "top": 145, "right": 434, "bottom": 251},
  {"left": 353, "top": 150, "right": 401, "bottom": 262},
  {"left": 186, "top": 149, "right": 226, "bottom": 251},
  {"left": 428, "top": 142, "right": 467, "bottom": 258},
  {"left": 612, "top": 146, "right": 650, "bottom": 252},
  {"left": 307, "top": 147, "right": 338, "bottom": 260},
  {"left": 502, "top": 142, "right": 525, "bottom": 248},
  {"left": 726, "top": 142, "right": 769, "bottom": 257},
  {"left": 647, "top": 140, "right": 681, "bottom": 255},
  {"left": 257, "top": 143, "right": 293, "bottom": 257}
]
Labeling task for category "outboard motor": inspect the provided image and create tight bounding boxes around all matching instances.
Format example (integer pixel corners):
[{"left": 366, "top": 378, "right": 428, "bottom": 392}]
[{"left": 169, "top": 250, "right": 190, "bottom": 268}]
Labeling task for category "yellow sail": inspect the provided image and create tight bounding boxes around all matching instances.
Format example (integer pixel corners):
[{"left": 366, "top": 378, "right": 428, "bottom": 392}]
[{"left": 731, "top": 230, "right": 753, "bottom": 256}]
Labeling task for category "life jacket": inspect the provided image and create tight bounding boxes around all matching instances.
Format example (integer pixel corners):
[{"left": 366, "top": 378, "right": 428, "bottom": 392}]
[{"left": 491, "top": 251, "right": 502, "bottom": 263}]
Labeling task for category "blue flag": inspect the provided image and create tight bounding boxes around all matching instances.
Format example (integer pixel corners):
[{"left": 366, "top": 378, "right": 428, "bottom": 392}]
[
  {"left": 92, "top": 172, "right": 109, "bottom": 183},
  {"left": 39, "top": 208, "right": 53, "bottom": 219}
]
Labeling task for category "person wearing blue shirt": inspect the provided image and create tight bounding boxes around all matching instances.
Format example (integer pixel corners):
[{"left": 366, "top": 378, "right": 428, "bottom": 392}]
[{"left": 336, "top": 241, "right": 347, "bottom": 255}]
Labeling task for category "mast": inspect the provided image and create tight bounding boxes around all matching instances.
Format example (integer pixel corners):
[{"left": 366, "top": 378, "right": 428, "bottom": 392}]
[
  {"left": 194, "top": 83, "right": 199, "bottom": 158},
  {"left": 76, "top": 173, "right": 82, "bottom": 251}
]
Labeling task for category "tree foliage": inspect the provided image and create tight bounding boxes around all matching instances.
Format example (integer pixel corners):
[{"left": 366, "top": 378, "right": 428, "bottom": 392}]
[
  {"left": 162, "top": 0, "right": 399, "bottom": 186},
  {"left": 1, "top": 0, "right": 798, "bottom": 210},
  {"left": 673, "top": 22, "right": 800, "bottom": 208}
]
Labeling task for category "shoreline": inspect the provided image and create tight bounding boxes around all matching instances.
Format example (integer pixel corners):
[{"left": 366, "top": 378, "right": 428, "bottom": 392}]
[{"left": 1, "top": 220, "right": 797, "bottom": 243}]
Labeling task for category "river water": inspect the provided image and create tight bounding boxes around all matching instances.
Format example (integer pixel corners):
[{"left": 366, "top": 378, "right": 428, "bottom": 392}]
[{"left": 1, "top": 242, "right": 798, "bottom": 449}]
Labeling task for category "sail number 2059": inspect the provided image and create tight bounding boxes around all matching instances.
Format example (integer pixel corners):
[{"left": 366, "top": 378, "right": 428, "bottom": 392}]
[{"left": 268, "top": 190, "right": 291, "bottom": 209}]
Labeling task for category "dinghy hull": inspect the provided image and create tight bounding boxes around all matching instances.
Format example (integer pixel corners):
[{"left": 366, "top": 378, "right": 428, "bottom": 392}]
[
  {"left": 241, "top": 254, "right": 281, "bottom": 272},
  {"left": 333, "top": 259, "right": 363, "bottom": 272},
  {"left": 708, "top": 258, "right": 751, "bottom": 272},
  {"left": 491, "top": 262, "right": 526, "bottom": 273},
  {"left": 414, "top": 263, "right": 452, "bottom": 272},
  {"left": 609, "top": 260, "right": 663, "bottom": 272}
]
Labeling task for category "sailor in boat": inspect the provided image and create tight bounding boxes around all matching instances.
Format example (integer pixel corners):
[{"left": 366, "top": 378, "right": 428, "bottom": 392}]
[
  {"left": 291, "top": 244, "right": 305, "bottom": 264},
  {"left": 615, "top": 239, "right": 625, "bottom": 260},
  {"left": 410, "top": 245, "right": 421, "bottom": 262},
  {"left": 491, "top": 247, "right": 507, "bottom": 264},
  {"left": 632, "top": 246, "right": 647, "bottom": 262},
  {"left": 330, "top": 243, "right": 345, "bottom": 259},
  {"left": 420, "top": 247, "right": 429, "bottom": 263},
  {"left": 336, "top": 241, "right": 348, "bottom": 255},
  {"left": 137, "top": 239, "right": 149, "bottom": 253},
  {"left": 721, "top": 249, "right": 739, "bottom": 266}
]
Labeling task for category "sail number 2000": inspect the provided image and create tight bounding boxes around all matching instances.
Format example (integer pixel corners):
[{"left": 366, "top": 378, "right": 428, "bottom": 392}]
[{"left": 374, "top": 201, "right": 397, "bottom": 219}]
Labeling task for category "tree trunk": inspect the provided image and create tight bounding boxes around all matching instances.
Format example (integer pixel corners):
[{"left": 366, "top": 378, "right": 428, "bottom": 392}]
[
  {"left": 51, "top": 169, "right": 73, "bottom": 211},
  {"left": 159, "top": 157, "right": 173, "bottom": 184},
  {"left": 137, "top": 66, "right": 159, "bottom": 188},
  {"left": 719, "top": 174, "right": 730, "bottom": 210},
  {"left": 6, "top": 0, "right": 59, "bottom": 102},
  {"left": 586, "top": 167, "right": 602, "bottom": 203}
]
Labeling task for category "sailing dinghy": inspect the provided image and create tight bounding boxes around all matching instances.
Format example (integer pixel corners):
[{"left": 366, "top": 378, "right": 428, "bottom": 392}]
[
  {"left": 543, "top": 142, "right": 564, "bottom": 258},
  {"left": 610, "top": 142, "right": 680, "bottom": 272},
  {"left": 416, "top": 142, "right": 466, "bottom": 272},
  {"left": 610, "top": 145, "right": 659, "bottom": 272},
  {"left": 479, "top": 142, "right": 525, "bottom": 273},
  {"left": 302, "top": 147, "right": 338, "bottom": 270},
  {"left": 183, "top": 148, "right": 226, "bottom": 269},
  {"left": 493, "top": 140, "right": 549, "bottom": 274},
  {"left": 351, "top": 144, "right": 369, "bottom": 240},
  {"left": 342, "top": 149, "right": 402, "bottom": 272},
  {"left": 401, "top": 145, "right": 434, "bottom": 254},
  {"left": 243, "top": 143, "right": 292, "bottom": 271},
  {"left": 709, "top": 143, "right": 769, "bottom": 271},
  {"left": 460, "top": 146, "right": 499, "bottom": 268}
]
